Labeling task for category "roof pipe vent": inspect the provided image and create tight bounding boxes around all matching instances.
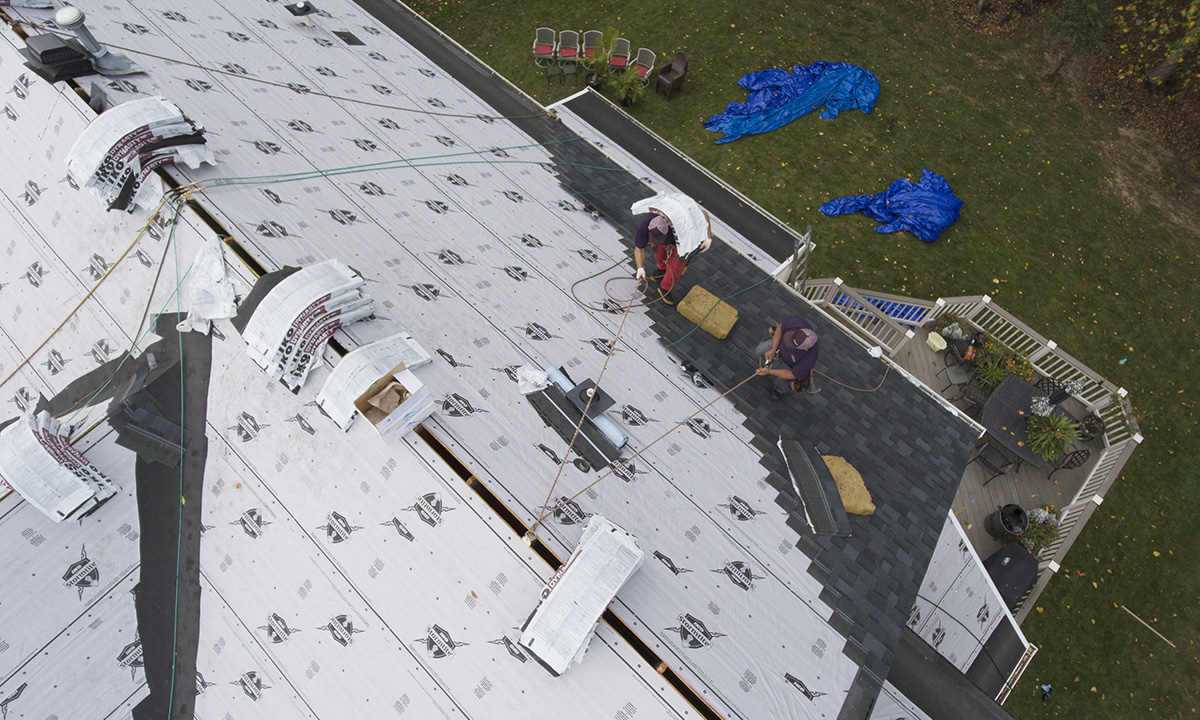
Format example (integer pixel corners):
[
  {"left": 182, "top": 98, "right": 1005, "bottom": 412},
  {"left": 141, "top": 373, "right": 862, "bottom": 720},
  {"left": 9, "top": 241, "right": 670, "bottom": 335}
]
[{"left": 54, "top": 7, "right": 142, "bottom": 76}]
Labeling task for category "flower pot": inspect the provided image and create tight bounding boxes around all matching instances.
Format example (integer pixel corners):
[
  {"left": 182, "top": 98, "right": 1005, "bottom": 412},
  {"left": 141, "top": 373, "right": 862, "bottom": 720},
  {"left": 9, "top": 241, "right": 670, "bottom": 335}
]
[
  {"left": 1079, "top": 413, "right": 1105, "bottom": 441},
  {"left": 585, "top": 72, "right": 603, "bottom": 89},
  {"left": 984, "top": 504, "right": 1028, "bottom": 540}
]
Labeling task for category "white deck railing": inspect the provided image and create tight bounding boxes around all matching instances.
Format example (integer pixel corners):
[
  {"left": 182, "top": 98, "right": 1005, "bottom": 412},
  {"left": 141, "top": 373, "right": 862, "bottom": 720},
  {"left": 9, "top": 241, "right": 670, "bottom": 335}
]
[
  {"left": 930, "top": 295, "right": 1142, "bottom": 619},
  {"left": 798, "top": 282, "right": 1143, "bottom": 620}
]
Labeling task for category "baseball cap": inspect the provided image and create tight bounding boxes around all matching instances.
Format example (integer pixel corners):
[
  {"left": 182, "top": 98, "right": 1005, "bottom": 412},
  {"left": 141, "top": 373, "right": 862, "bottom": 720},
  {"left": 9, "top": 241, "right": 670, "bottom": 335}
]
[
  {"left": 783, "top": 328, "right": 818, "bottom": 351},
  {"left": 648, "top": 215, "right": 670, "bottom": 236}
]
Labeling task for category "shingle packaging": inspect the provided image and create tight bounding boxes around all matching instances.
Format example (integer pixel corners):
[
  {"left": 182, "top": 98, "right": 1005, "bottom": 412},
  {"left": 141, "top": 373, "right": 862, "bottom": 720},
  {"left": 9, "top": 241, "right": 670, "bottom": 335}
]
[
  {"left": 66, "top": 96, "right": 215, "bottom": 212},
  {"left": 0, "top": 411, "right": 119, "bottom": 522},
  {"left": 241, "top": 260, "right": 374, "bottom": 390}
]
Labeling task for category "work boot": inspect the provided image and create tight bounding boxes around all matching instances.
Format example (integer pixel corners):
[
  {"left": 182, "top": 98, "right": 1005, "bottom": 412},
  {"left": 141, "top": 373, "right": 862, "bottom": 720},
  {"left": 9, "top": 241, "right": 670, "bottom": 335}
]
[
  {"left": 657, "top": 287, "right": 677, "bottom": 306},
  {"left": 649, "top": 269, "right": 666, "bottom": 284}
]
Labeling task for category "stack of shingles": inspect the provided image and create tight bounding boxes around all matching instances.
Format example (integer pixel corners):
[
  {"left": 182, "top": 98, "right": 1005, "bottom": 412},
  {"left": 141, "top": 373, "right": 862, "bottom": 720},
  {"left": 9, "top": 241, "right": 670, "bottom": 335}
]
[
  {"left": 66, "top": 96, "right": 214, "bottom": 212},
  {"left": 0, "top": 411, "right": 118, "bottom": 522},
  {"left": 241, "top": 260, "right": 374, "bottom": 391}
]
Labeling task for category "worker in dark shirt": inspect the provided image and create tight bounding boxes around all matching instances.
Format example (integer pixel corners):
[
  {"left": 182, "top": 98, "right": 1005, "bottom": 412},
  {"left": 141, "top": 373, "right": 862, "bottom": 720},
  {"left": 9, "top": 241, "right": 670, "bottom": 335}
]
[
  {"left": 632, "top": 213, "right": 687, "bottom": 303},
  {"left": 755, "top": 317, "right": 819, "bottom": 396}
]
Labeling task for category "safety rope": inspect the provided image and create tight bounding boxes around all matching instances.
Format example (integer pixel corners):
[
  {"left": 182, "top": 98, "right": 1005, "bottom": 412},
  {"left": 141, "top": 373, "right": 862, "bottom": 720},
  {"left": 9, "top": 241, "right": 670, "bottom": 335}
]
[
  {"left": 526, "top": 281, "right": 643, "bottom": 541},
  {"left": 5, "top": 18, "right": 547, "bottom": 121},
  {"left": 0, "top": 194, "right": 171, "bottom": 391},
  {"left": 57, "top": 198, "right": 187, "bottom": 421},
  {"left": 530, "top": 372, "right": 758, "bottom": 530}
]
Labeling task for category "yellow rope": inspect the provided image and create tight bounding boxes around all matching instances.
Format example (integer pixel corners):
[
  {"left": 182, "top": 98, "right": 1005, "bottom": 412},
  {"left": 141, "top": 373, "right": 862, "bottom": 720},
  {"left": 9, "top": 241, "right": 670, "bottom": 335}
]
[
  {"left": 527, "top": 282, "right": 643, "bottom": 540},
  {"left": 0, "top": 195, "right": 171, "bottom": 391},
  {"left": 531, "top": 372, "right": 757, "bottom": 529}
]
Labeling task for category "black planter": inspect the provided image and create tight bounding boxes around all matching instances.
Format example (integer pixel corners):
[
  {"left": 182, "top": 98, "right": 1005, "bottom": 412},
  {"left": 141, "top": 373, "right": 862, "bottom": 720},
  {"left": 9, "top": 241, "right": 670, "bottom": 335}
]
[
  {"left": 985, "top": 504, "right": 1028, "bottom": 539},
  {"left": 1079, "top": 413, "right": 1106, "bottom": 441},
  {"left": 585, "top": 72, "right": 603, "bottom": 89}
]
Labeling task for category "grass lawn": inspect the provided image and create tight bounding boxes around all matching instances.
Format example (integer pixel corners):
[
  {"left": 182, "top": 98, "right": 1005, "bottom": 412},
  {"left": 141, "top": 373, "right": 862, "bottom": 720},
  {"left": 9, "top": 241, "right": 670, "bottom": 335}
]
[{"left": 405, "top": 0, "right": 1199, "bottom": 716}]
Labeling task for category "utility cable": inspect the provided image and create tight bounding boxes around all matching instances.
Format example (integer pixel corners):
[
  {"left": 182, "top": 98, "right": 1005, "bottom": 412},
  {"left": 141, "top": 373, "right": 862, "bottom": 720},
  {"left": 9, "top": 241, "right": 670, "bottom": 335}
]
[
  {"left": 5, "top": 18, "right": 546, "bottom": 121},
  {"left": 166, "top": 198, "right": 186, "bottom": 720},
  {"left": 170, "top": 138, "right": 588, "bottom": 192},
  {"left": 526, "top": 282, "right": 643, "bottom": 543},
  {"left": 569, "top": 253, "right": 664, "bottom": 312}
]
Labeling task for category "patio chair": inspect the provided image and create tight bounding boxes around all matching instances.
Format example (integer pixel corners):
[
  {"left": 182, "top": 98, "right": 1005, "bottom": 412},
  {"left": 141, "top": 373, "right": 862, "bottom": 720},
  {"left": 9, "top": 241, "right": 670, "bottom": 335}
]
[
  {"left": 608, "top": 37, "right": 630, "bottom": 73},
  {"left": 971, "top": 442, "right": 1015, "bottom": 486},
  {"left": 937, "top": 356, "right": 972, "bottom": 392},
  {"left": 945, "top": 336, "right": 980, "bottom": 367},
  {"left": 1035, "top": 375, "right": 1065, "bottom": 396},
  {"left": 947, "top": 382, "right": 988, "bottom": 418},
  {"left": 1048, "top": 447, "right": 1090, "bottom": 480},
  {"left": 557, "top": 30, "right": 580, "bottom": 83},
  {"left": 533, "top": 27, "right": 556, "bottom": 67},
  {"left": 656, "top": 50, "right": 688, "bottom": 99},
  {"left": 557, "top": 30, "right": 579, "bottom": 64},
  {"left": 582, "top": 30, "right": 603, "bottom": 60},
  {"left": 632, "top": 48, "right": 656, "bottom": 86}
]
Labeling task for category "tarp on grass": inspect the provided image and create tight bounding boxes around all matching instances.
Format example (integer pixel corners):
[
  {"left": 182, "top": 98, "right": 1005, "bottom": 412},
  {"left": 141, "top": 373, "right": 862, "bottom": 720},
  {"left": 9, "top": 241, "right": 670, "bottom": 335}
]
[
  {"left": 819, "top": 169, "right": 963, "bottom": 243},
  {"left": 703, "top": 61, "right": 879, "bottom": 144}
]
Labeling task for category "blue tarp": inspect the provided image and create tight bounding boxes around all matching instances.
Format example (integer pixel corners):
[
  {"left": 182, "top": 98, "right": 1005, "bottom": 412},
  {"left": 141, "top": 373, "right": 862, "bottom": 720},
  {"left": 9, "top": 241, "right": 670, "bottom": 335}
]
[
  {"left": 819, "top": 169, "right": 963, "bottom": 243},
  {"left": 703, "top": 62, "right": 880, "bottom": 144}
]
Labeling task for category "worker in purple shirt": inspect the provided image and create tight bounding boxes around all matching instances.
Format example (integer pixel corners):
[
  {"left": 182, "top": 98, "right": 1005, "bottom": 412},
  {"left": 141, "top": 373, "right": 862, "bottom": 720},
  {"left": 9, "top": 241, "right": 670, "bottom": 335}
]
[
  {"left": 632, "top": 213, "right": 687, "bottom": 304},
  {"left": 755, "top": 317, "right": 819, "bottom": 396}
]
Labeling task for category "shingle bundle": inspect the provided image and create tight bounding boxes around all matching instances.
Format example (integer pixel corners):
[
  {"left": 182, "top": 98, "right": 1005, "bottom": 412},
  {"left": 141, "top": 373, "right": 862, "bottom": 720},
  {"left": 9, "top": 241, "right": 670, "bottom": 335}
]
[
  {"left": 66, "top": 96, "right": 214, "bottom": 212},
  {"left": 0, "top": 411, "right": 119, "bottom": 522},
  {"left": 242, "top": 260, "right": 374, "bottom": 390}
]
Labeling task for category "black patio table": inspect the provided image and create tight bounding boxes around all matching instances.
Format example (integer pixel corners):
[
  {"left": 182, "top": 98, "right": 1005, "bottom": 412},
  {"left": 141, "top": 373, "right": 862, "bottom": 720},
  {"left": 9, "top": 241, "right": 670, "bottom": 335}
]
[{"left": 980, "top": 374, "right": 1074, "bottom": 469}]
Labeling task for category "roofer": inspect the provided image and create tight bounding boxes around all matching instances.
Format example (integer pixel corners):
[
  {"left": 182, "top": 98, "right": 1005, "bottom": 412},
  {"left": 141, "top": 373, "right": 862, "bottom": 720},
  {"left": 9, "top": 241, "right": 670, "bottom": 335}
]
[
  {"left": 755, "top": 318, "right": 819, "bottom": 397},
  {"left": 632, "top": 212, "right": 687, "bottom": 304}
]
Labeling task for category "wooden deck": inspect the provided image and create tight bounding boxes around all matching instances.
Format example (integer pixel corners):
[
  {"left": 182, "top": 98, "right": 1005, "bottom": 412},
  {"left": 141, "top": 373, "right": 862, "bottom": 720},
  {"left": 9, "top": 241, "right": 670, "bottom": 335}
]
[{"left": 894, "top": 327, "right": 1104, "bottom": 560}]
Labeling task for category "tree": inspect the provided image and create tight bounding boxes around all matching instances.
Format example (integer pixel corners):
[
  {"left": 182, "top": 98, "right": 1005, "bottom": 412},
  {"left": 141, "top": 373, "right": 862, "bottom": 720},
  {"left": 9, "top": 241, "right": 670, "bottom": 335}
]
[{"left": 1045, "top": 0, "right": 1114, "bottom": 82}]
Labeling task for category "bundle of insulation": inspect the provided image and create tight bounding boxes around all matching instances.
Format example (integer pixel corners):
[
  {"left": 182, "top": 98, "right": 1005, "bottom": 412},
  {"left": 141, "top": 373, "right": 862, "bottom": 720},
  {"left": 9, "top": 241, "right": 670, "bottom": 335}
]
[
  {"left": 66, "top": 96, "right": 214, "bottom": 212},
  {"left": 0, "top": 412, "right": 119, "bottom": 522},
  {"left": 241, "top": 260, "right": 374, "bottom": 390}
]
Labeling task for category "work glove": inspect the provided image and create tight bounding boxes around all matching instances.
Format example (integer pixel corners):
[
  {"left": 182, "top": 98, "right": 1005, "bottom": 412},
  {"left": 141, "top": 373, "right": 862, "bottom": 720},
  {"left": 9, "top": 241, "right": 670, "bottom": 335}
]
[{"left": 635, "top": 267, "right": 646, "bottom": 282}]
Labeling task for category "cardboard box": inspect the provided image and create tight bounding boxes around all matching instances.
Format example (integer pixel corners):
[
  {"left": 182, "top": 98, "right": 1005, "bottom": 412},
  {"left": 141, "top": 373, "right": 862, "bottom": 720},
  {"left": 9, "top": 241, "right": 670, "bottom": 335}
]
[{"left": 353, "top": 363, "right": 434, "bottom": 439}]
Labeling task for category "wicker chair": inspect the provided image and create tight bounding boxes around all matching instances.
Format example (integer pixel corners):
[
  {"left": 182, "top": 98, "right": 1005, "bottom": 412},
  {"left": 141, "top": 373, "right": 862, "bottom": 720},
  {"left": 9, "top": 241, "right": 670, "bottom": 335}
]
[
  {"left": 656, "top": 50, "right": 688, "bottom": 99},
  {"left": 608, "top": 37, "right": 630, "bottom": 73},
  {"left": 533, "top": 27, "right": 556, "bottom": 67},
  {"left": 632, "top": 48, "right": 656, "bottom": 86},
  {"left": 582, "top": 30, "right": 603, "bottom": 61},
  {"left": 557, "top": 30, "right": 580, "bottom": 83}
]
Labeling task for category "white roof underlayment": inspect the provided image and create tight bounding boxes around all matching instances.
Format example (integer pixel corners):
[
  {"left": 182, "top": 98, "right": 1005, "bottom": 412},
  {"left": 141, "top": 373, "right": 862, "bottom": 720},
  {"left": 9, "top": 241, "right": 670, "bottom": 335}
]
[
  {"left": 0, "top": 1, "right": 864, "bottom": 717},
  {"left": 0, "top": 1, "right": 1023, "bottom": 718}
]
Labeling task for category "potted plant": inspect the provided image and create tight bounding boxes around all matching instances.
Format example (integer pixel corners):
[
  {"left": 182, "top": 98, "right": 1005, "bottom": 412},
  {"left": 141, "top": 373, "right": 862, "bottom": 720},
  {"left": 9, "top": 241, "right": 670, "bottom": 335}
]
[
  {"left": 1079, "top": 412, "right": 1106, "bottom": 440},
  {"left": 1020, "top": 505, "right": 1062, "bottom": 558},
  {"left": 611, "top": 68, "right": 646, "bottom": 107},
  {"left": 1026, "top": 412, "right": 1082, "bottom": 461},
  {"left": 933, "top": 312, "right": 968, "bottom": 341},
  {"left": 582, "top": 27, "right": 618, "bottom": 88},
  {"left": 976, "top": 354, "right": 1009, "bottom": 390}
]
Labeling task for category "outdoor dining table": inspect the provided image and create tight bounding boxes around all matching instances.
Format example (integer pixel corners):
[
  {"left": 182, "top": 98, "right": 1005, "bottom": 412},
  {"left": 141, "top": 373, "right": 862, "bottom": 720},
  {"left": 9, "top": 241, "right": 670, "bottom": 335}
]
[{"left": 979, "top": 374, "right": 1075, "bottom": 469}]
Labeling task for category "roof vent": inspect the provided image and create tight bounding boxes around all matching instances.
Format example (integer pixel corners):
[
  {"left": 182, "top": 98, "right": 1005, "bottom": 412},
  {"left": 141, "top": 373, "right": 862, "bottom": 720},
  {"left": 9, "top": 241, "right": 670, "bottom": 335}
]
[
  {"left": 20, "top": 34, "right": 93, "bottom": 82},
  {"left": 54, "top": 7, "right": 142, "bottom": 76}
]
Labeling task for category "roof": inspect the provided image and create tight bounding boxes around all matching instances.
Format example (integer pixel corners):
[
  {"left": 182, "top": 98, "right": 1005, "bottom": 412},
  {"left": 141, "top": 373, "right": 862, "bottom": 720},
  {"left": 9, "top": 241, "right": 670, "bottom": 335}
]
[{"left": 0, "top": 2, "right": 980, "bottom": 718}]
